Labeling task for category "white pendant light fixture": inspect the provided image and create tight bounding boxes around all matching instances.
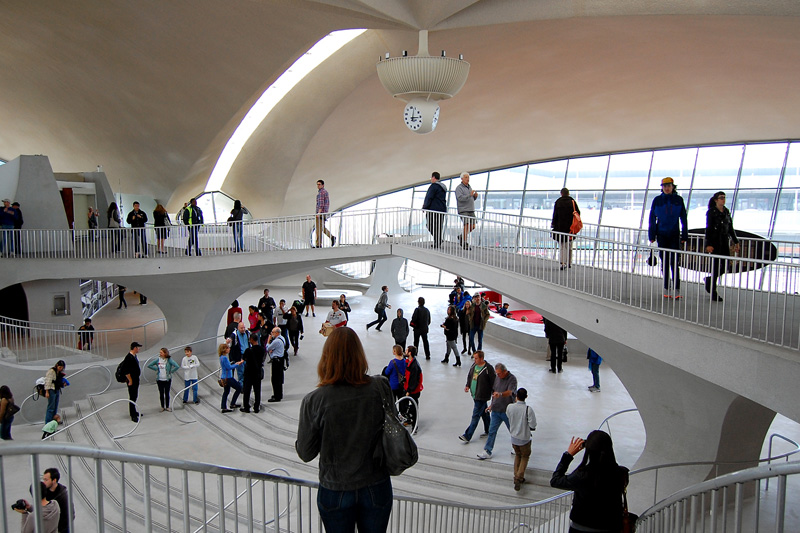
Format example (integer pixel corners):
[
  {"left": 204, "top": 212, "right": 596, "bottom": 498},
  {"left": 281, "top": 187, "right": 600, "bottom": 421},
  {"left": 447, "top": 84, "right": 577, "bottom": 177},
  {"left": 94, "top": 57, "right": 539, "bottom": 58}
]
[{"left": 377, "top": 30, "right": 470, "bottom": 134}]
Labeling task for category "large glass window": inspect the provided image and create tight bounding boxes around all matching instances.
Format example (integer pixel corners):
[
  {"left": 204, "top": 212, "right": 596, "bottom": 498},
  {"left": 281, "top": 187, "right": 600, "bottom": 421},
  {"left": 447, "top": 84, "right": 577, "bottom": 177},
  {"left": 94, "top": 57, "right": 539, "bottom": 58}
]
[{"left": 565, "top": 155, "right": 609, "bottom": 191}]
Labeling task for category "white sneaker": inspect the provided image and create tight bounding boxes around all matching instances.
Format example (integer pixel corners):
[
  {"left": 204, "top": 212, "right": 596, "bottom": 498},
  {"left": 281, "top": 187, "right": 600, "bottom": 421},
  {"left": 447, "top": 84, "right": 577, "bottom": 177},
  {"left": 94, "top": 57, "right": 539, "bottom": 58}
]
[
  {"left": 589, "top": 387, "right": 601, "bottom": 393},
  {"left": 477, "top": 451, "right": 492, "bottom": 460}
]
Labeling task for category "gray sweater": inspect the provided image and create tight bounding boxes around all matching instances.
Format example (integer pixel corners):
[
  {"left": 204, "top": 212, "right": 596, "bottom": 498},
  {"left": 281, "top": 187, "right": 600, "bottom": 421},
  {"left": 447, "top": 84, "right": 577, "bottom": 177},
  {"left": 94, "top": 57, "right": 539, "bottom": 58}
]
[
  {"left": 296, "top": 377, "right": 391, "bottom": 491},
  {"left": 455, "top": 182, "right": 476, "bottom": 214}
]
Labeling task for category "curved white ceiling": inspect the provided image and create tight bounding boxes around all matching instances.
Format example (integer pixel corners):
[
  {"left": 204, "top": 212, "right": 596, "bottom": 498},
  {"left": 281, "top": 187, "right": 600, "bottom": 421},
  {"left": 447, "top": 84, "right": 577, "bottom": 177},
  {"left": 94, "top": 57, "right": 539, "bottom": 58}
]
[{"left": 1, "top": 2, "right": 799, "bottom": 215}]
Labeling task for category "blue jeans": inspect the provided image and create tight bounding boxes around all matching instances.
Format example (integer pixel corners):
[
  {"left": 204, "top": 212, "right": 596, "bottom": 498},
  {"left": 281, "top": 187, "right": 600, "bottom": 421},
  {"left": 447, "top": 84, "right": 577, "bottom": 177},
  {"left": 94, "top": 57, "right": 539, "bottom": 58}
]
[
  {"left": 317, "top": 477, "right": 393, "bottom": 533},
  {"left": 469, "top": 327, "right": 484, "bottom": 352},
  {"left": 183, "top": 379, "right": 198, "bottom": 402},
  {"left": 0, "top": 416, "right": 13, "bottom": 440},
  {"left": 484, "top": 411, "right": 510, "bottom": 454},
  {"left": 221, "top": 379, "right": 242, "bottom": 409},
  {"left": 232, "top": 222, "right": 243, "bottom": 252},
  {"left": 463, "top": 399, "right": 490, "bottom": 441},
  {"left": 235, "top": 363, "right": 245, "bottom": 388},
  {"left": 590, "top": 363, "right": 600, "bottom": 389},
  {"left": 367, "top": 309, "right": 387, "bottom": 330},
  {"left": 45, "top": 390, "right": 61, "bottom": 423}
]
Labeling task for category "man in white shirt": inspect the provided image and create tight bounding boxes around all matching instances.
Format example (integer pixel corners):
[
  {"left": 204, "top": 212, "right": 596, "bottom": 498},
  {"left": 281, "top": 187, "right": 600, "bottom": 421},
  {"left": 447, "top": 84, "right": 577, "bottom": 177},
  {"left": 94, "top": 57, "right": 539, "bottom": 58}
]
[
  {"left": 181, "top": 346, "right": 200, "bottom": 404},
  {"left": 325, "top": 301, "right": 347, "bottom": 328},
  {"left": 506, "top": 387, "right": 537, "bottom": 491}
]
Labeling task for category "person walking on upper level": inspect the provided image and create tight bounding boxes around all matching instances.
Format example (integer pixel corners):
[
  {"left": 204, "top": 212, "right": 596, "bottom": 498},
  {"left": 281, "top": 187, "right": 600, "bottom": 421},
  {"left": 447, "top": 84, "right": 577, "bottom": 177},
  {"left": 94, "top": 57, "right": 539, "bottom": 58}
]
[
  {"left": 228, "top": 199, "right": 244, "bottom": 252},
  {"left": 153, "top": 203, "right": 171, "bottom": 254},
  {"left": 455, "top": 172, "right": 478, "bottom": 250},
  {"left": 506, "top": 388, "right": 537, "bottom": 491},
  {"left": 126, "top": 201, "right": 148, "bottom": 257},
  {"left": 116, "top": 285, "right": 127, "bottom": 309},
  {"left": 1, "top": 198, "right": 16, "bottom": 256},
  {"left": 459, "top": 351, "right": 495, "bottom": 443},
  {"left": 477, "top": 362, "right": 517, "bottom": 461},
  {"left": 183, "top": 197, "right": 204, "bottom": 256},
  {"left": 315, "top": 180, "right": 335, "bottom": 247},
  {"left": 423, "top": 171, "right": 447, "bottom": 248},
  {"left": 552, "top": 188, "right": 580, "bottom": 270},
  {"left": 107, "top": 202, "right": 122, "bottom": 252},
  {"left": 366, "top": 285, "right": 390, "bottom": 331},
  {"left": 11, "top": 201, "right": 23, "bottom": 254},
  {"left": 704, "top": 191, "right": 740, "bottom": 302},
  {"left": 411, "top": 297, "right": 432, "bottom": 359},
  {"left": 78, "top": 318, "right": 94, "bottom": 350},
  {"left": 301, "top": 275, "right": 317, "bottom": 317},
  {"left": 649, "top": 177, "right": 688, "bottom": 299}
]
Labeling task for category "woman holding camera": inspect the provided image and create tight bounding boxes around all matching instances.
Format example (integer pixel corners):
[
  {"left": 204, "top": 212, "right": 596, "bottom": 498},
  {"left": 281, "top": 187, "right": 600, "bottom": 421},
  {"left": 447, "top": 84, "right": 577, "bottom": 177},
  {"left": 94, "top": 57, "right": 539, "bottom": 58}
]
[{"left": 550, "top": 430, "right": 629, "bottom": 533}]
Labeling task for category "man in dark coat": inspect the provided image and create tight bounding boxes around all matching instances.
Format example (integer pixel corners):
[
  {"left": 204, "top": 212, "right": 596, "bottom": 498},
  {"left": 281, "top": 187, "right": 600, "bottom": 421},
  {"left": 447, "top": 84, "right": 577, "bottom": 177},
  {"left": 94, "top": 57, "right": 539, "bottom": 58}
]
[
  {"left": 543, "top": 318, "right": 567, "bottom": 373},
  {"left": 648, "top": 177, "right": 688, "bottom": 298},
  {"left": 240, "top": 333, "right": 266, "bottom": 413},
  {"left": 411, "top": 297, "right": 432, "bottom": 360},
  {"left": 422, "top": 171, "right": 448, "bottom": 247},
  {"left": 551, "top": 188, "right": 580, "bottom": 269},
  {"left": 125, "top": 201, "right": 148, "bottom": 257},
  {"left": 122, "top": 342, "right": 143, "bottom": 421}
]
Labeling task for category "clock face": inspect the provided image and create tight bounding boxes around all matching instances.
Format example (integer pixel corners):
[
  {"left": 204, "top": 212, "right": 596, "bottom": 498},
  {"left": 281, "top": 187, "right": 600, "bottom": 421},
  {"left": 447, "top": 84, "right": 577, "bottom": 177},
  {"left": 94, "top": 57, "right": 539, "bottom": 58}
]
[
  {"left": 404, "top": 104, "right": 422, "bottom": 131},
  {"left": 431, "top": 106, "right": 440, "bottom": 131}
]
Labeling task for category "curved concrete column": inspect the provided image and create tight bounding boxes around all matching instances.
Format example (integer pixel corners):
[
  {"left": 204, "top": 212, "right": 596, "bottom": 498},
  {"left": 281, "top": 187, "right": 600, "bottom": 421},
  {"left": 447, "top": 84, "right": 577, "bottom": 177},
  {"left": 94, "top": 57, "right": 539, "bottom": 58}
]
[{"left": 365, "top": 257, "right": 405, "bottom": 297}]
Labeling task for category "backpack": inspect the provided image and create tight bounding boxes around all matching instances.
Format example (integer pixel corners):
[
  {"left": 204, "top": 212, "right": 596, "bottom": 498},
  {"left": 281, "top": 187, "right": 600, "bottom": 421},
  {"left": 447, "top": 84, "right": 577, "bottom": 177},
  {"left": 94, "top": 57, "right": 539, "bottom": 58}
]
[
  {"left": 569, "top": 200, "right": 583, "bottom": 235},
  {"left": 115, "top": 360, "right": 127, "bottom": 383}
]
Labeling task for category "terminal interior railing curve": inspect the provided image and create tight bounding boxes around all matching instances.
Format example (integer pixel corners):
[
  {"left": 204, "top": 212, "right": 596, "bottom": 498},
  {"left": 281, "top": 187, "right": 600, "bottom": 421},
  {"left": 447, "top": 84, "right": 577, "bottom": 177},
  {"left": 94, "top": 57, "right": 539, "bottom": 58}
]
[{"left": 2, "top": 208, "right": 798, "bottom": 349}]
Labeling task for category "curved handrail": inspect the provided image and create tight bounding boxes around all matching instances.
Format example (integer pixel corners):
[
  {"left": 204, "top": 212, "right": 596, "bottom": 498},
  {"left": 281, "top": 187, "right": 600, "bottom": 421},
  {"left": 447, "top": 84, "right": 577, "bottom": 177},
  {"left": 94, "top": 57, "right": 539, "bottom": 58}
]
[
  {"left": 638, "top": 460, "right": 800, "bottom": 519},
  {"left": 193, "top": 467, "right": 294, "bottom": 533},
  {"left": 17, "top": 364, "right": 115, "bottom": 425},
  {"left": 171, "top": 369, "right": 222, "bottom": 424},
  {"left": 395, "top": 396, "right": 419, "bottom": 435},
  {"left": 43, "top": 399, "right": 141, "bottom": 440},
  {"left": 597, "top": 407, "right": 638, "bottom": 437}
]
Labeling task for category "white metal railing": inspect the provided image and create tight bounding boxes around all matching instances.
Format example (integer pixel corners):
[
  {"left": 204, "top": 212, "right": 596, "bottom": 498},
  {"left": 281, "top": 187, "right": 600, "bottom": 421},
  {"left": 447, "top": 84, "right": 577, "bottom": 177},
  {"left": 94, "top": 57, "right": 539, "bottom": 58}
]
[
  {"left": 0, "top": 317, "right": 166, "bottom": 363},
  {"left": 4, "top": 208, "right": 798, "bottom": 349},
  {"left": 43, "top": 399, "right": 141, "bottom": 440},
  {"left": 636, "top": 461, "right": 800, "bottom": 532},
  {"left": 171, "top": 368, "right": 222, "bottom": 424},
  {"left": 0, "top": 443, "right": 576, "bottom": 533}
]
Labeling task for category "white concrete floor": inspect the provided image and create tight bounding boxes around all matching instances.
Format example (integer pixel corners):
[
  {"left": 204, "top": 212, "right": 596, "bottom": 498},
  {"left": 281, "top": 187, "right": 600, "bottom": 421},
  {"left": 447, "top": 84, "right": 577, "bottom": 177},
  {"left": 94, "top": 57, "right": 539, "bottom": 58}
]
[{"left": 8, "top": 283, "right": 798, "bottom": 523}]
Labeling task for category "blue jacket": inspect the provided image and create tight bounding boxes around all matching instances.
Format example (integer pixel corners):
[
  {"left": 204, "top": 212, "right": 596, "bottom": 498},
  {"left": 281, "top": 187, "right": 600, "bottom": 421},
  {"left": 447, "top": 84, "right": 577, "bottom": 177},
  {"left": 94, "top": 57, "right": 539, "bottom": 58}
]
[
  {"left": 383, "top": 358, "right": 407, "bottom": 390},
  {"left": 587, "top": 349, "right": 603, "bottom": 366},
  {"left": 422, "top": 180, "right": 447, "bottom": 212},
  {"left": 648, "top": 192, "right": 688, "bottom": 242}
]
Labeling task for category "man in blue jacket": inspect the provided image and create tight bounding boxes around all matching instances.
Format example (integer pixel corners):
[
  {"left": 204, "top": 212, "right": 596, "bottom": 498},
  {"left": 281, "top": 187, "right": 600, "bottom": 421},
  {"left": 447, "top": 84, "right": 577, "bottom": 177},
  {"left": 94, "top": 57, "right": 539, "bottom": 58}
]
[
  {"left": 422, "top": 171, "right": 447, "bottom": 248},
  {"left": 648, "top": 177, "right": 688, "bottom": 298}
]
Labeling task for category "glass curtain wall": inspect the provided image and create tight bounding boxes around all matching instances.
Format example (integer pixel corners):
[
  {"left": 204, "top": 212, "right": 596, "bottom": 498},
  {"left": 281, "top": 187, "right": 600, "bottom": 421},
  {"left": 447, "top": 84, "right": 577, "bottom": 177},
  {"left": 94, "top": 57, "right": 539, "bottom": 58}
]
[{"left": 336, "top": 141, "right": 800, "bottom": 286}]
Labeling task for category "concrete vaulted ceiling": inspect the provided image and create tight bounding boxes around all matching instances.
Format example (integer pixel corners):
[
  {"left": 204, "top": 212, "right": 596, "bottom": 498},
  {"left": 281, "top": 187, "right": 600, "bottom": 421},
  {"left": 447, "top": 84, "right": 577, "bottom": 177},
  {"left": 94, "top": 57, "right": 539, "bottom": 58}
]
[{"left": 2, "top": 1, "right": 800, "bottom": 216}]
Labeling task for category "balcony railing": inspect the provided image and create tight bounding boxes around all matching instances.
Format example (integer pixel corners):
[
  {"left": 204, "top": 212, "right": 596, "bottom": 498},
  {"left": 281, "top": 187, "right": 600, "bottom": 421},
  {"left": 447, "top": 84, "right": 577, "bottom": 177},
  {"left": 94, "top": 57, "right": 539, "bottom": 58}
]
[{"left": 2, "top": 207, "right": 797, "bottom": 349}]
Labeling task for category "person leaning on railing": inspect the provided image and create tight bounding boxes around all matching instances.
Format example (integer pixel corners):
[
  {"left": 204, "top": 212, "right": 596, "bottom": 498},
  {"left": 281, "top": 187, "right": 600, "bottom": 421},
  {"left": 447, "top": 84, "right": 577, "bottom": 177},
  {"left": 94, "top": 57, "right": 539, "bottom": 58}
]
[{"left": 296, "top": 327, "right": 393, "bottom": 532}]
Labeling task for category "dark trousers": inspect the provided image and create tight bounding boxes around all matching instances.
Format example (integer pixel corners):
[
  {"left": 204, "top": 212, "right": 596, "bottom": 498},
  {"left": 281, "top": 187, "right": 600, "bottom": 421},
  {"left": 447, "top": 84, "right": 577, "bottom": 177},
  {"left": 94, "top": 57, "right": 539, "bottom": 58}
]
[
  {"left": 128, "top": 382, "right": 140, "bottom": 420},
  {"left": 317, "top": 478, "right": 392, "bottom": 533},
  {"left": 657, "top": 234, "right": 681, "bottom": 290},
  {"left": 242, "top": 374, "right": 262, "bottom": 409},
  {"left": 426, "top": 211, "right": 445, "bottom": 246},
  {"left": 117, "top": 291, "right": 127, "bottom": 308},
  {"left": 156, "top": 379, "right": 171, "bottom": 408},
  {"left": 367, "top": 309, "right": 387, "bottom": 330},
  {"left": 187, "top": 226, "right": 201, "bottom": 255},
  {"left": 708, "top": 251, "right": 730, "bottom": 295},
  {"left": 403, "top": 393, "right": 420, "bottom": 428},
  {"left": 271, "top": 358, "right": 284, "bottom": 400},
  {"left": 413, "top": 330, "right": 430, "bottom": 358},
  {"left": 132, "top": 228, "right": 147, "bottom": 255},
  {"left": 288, "top": 330, "right": 300, "bottom": 353},
  {"left": 221, "top": 379, "right": 242, "bottom": 409},
  {"left": 549, "top": 342, "right": 564, "bottom": 372},
  {"left": 393, "top": 337, "right": 407, "bottom": 350}
]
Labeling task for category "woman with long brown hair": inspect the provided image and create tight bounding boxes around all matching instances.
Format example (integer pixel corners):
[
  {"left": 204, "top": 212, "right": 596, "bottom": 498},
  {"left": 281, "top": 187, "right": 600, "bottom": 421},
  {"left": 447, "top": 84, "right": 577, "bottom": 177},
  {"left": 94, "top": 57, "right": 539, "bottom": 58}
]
[
  {"left": 296, "top": 327, "right": 394, "bottom": 532},
  {"left": 153, "top": 204, "right": 171, "bottom": 254}
]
